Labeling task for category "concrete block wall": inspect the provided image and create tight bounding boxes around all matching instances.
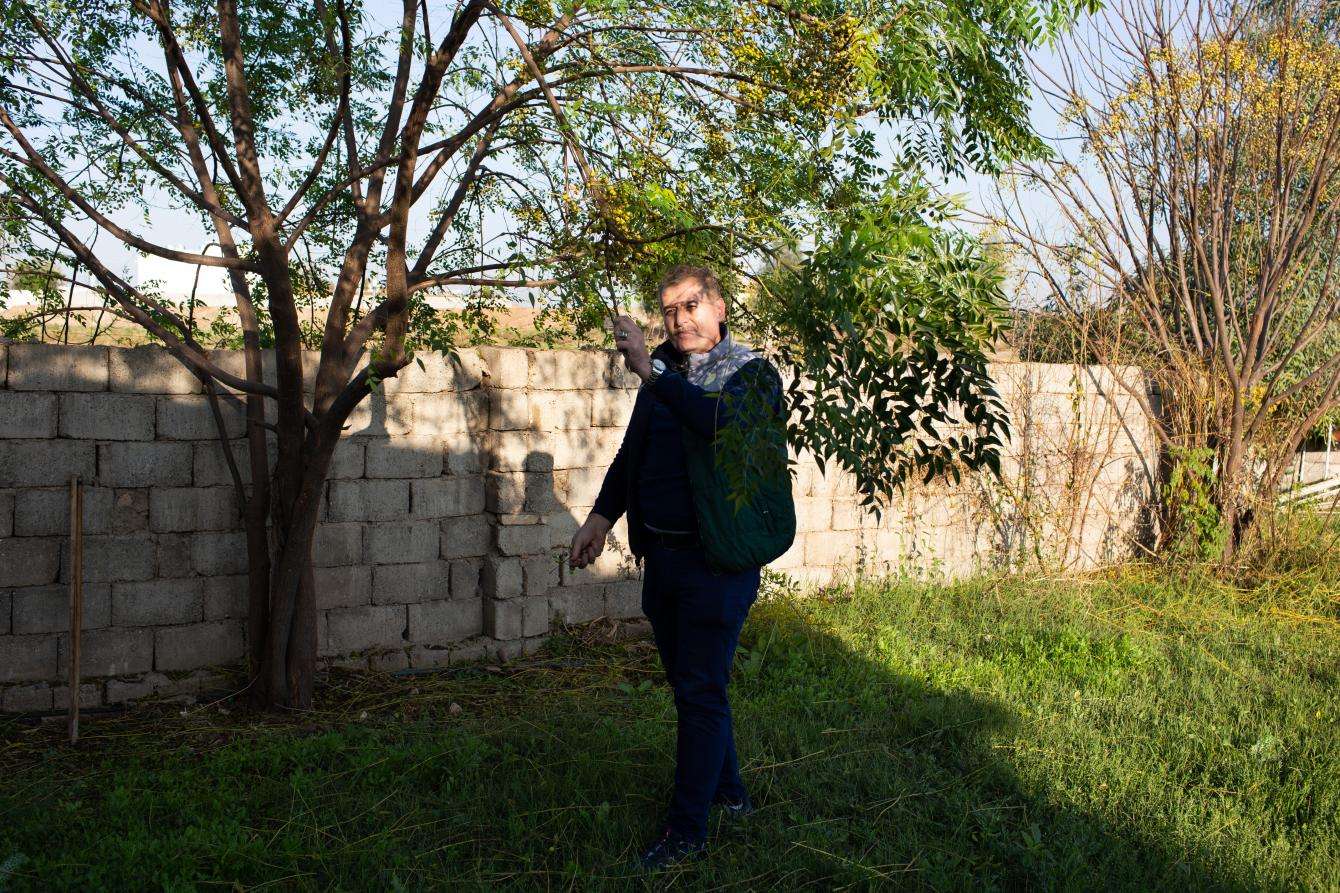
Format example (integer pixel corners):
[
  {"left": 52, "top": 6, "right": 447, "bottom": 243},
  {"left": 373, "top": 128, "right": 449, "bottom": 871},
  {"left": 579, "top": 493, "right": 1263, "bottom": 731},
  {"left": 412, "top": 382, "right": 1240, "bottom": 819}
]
[{"left": 0, "top": 343, "right": 1156, "bottom": 712}]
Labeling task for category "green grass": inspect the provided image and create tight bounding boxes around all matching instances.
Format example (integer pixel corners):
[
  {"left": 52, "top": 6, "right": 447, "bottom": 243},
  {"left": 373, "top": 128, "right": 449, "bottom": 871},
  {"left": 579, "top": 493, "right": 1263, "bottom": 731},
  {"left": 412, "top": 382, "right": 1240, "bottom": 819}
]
[{"left": 1, "top": 558, "right": 1336, "bottom": 891}]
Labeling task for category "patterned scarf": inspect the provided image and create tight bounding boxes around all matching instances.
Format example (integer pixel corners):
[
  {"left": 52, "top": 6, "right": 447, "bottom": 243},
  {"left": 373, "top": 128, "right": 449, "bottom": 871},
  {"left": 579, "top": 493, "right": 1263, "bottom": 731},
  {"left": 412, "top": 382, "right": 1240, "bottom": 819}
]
[{"left": 658, "top": 324, "right": 759, "bottom": 392}]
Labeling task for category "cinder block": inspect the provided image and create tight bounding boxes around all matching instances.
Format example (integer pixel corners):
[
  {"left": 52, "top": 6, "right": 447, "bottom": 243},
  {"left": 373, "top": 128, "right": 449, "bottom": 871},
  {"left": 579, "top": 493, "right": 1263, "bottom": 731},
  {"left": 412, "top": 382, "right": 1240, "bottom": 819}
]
[
  {"left": 549, "top": 428, "right": 622, "bottom": 469},
  {"left": 52, "top": 683, "right": 102, "bottom": 710},
  {"left": 411, "top": 477, "right": 484, "bottom": 519},
  {"left": 327, "top": 479, "right": 410, "bottom": 522},
  {"left": 564, "top": 467, "right": 610, "bottom": 506},
  {"left": 206, "top": 347, "right": 275, "bottom": 390},
  {"left": 496, "top": 524, "right": 550, "bottom": 557},
  {"left": 156, "top": 395, "right": 246, "bottom": 440},
  {"left": 604, "top": 581, "right": 643, "bottom": 619},
  {"left": 365, "top": 436, "right": 443, "bottom": 479},
  {"left": 0, "top": 538, "right": 61, "bottom": 587},
  {"left": 0, "top": 343, "right": 5, "bottom": 386},
  {"left": 99, "top": 442, "right": 192, "bottom": 487},
  {"left": 62, "top": 534, "right": 157, "bottom": 583},
  {"left": 150, "top": 486, "right": 239, "bottom": 532},
  {"left": 490, "top": 431, "right": 545, "bottom": 472},
  {"left": 522, "top": 555, "right": 559, "bottom": 595},
  {"left": 521, "top": 595, "right": 550, "bottom": 637},
  {"left": 805, "top": 533, "right": 853, "bottom": 567},
  {"left": 0, "top": 440, "right": 97, "bottom": 488},
  {"left": 59, "top": 627, "right": 153, "bottom": 677},
  {"left": 486, "top": 471, "right": 523, "bottom": 514},
  {"left": 482, "top": 555, "right": 523, "bottom": 599},
  {"left": 462, "top": 391, "right": 489, "bottom": 432},
  {"left": 794, "top": 497, "right": 833, "bottom": 533},
  {"left": 154, "top": 620, "right": 244, "bottom": 672},
  {"left": 443, "top": 431, "right": 484, "bottom": 476},
  {"left": 831, "top": 500, "right": 867, "bottom": 531},
  {"left": 14, "top": 487, "right": 112, "bottom": 536},
  {"left": 592, "top": 388, "right": 636, "bottom": 427},
  {"left": 191, "top": 531, "right": 248, "bottom": 576},
  {"left": 204, "top": 574, "right": 249, "bottom": 619},
  {"left": 363, "top": 521, "right": 438, "bottom": 564},
  {"left": 530, "top": 351, "right": 602, "bottom": 390},
  {"left": 414, "top": 393, "right": 474, "bottom": 437},
  {"left": 448, "top": 347, "right": 486, "bottom": 391},
  {"left": 0, "top": 634, "right": 58, "bottom": 682},
  {"left": 314, "top": 523, "right": 363, "bottom": 567},
  {"left": 407, "top": 644, "right": 452, "bottom": 670},
  {"left": 407, "top": 598, "right": 484, "bottom": 644},
  {"left": 109, "top": 346, "right": 201, "bottom": 394},
  {"left": 193, "top": 438, "right": 274, "bottom": 487},
  {"left": 155, "top": 533, "right": 194, "bottom": 579},
  {"left": 59, "top": 393, "right": 155, "bottom": 441},
  {"left": 0, "top": 392, "right": 57, "bottom": 438},
  {"left": 325, "top": 604, "right": 406, "bottom": 654},
  {"left": 8, "top": 343, "right": 108, "bottom": 391},
  {"left": 314, "top": 564, "right": 371, "bottom": 609},
  {"left": 386, "top": 351, "right": 458, "bottom": 393},
  {"left": 371, "top": 561, "right": 450, "bottom": 605},
  {"left": 440, "top": 515, "right": 489, "bottom": 559},
  {"left": 531, "top": 390, "right": 592, "bottom": 430},
  {"left": 0, "top": 491, "right": 12, "bottom": 539},
  {"left": 103, "top": 672, "right": 169, "bottom": 704},
  {"left": 112, "top": 578, "right": 204, "bottom": 626},
  {"left": 450, "top": 558, "right": 483, "bottom": 599},
  {"left": 328, "top": 439, "right": 364, "bottom": 479},
  {"left": 478, "top": 347, "right": 530, "bottom": 388},
  {"left": 2, "top": 683, "right": 53, "bottom": 712},
  {"left": 484, "top": 597, "right": 522, "bottom": 639},
  {"left": 488, "top": 390, "right": 531, "bottom": 431},
  {"left": 12, "top": 583, "right": 111, "bottom": 633},
  {"left": 487, "top": 471, "right": 553, "bottom": 514},
  {"left": 343, "top": 392, "right": 414, "bottom": 437},
  {"left": 550, "top": 585, "right": 605, "bottom": 624},
  {"left": 109, "top": 489, "right": 150, "bottom": 533}
]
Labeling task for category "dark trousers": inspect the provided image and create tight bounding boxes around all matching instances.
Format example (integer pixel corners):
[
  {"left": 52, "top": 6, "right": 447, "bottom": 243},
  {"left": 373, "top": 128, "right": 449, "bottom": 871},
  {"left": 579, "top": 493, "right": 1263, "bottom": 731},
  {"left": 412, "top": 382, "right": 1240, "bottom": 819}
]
[{"left": 641, "top": 542, "right": 760, "bottom": 842}]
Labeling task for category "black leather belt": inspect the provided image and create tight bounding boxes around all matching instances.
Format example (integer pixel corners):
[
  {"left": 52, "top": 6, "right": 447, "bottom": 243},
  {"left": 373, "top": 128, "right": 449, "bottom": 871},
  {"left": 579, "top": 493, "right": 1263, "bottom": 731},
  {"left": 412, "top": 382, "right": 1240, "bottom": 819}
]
[{"left": 644, "top": 527, "right": 701, "bottom": 550}]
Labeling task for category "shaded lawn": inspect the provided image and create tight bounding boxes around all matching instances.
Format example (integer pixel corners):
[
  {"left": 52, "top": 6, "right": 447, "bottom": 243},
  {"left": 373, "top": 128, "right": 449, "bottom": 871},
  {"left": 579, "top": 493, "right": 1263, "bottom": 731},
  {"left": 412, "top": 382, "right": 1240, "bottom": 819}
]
[{"left": 1, "top": 561, "right": 1336, "bottom": 891}]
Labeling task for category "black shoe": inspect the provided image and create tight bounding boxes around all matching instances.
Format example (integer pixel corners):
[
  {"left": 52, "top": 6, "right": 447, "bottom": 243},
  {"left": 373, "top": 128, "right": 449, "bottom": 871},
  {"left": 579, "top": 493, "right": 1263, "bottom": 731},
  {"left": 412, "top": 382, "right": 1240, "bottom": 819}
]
[
  {"left": 714, "top": 793, "right": 756, "bottom": 821},
  {"left": 634, "top": 826, "right": 706, "bottom": 872}
]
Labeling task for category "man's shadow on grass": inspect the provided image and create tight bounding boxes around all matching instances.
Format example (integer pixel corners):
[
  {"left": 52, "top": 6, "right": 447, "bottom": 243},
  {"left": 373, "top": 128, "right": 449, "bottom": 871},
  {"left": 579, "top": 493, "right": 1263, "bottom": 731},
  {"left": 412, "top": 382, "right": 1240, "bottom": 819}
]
[
  {"left": 514, "top": 588, "right": 1240, "bottom": 890},
  {"left": 649, "top": 594, "right": 1237, "bottom": 890}
]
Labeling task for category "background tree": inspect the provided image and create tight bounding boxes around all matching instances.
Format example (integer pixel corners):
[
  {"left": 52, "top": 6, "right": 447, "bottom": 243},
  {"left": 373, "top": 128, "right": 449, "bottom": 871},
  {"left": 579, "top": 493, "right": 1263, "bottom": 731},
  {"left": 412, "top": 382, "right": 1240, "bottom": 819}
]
[
  {"left": 0, "top": 0, "right": 1091, "bottom": 708},
  {"left": 999, "top": 0, "right": 1340, "bottom": 560}
]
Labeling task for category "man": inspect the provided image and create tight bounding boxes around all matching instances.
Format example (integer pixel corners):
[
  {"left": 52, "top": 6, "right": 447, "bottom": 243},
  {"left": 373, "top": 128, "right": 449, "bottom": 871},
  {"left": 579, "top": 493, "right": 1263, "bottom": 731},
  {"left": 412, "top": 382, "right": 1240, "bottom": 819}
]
[{"left": 568, "top": 264, "right": 794, "bottom": 871}]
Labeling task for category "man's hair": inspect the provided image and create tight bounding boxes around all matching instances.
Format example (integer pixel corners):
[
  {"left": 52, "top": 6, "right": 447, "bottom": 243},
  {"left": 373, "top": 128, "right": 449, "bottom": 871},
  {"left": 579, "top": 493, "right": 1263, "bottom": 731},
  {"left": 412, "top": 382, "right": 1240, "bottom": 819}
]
[{"left": 657, "top": 264, "right": 724, "bottom": 305}]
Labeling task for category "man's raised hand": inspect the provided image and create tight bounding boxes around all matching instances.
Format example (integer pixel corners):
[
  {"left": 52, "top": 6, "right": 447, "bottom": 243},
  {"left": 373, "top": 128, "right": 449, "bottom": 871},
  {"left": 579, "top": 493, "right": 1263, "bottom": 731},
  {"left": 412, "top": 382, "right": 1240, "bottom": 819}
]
[{"left": 613, "top": 315, "right": 651, "bottom": 379}]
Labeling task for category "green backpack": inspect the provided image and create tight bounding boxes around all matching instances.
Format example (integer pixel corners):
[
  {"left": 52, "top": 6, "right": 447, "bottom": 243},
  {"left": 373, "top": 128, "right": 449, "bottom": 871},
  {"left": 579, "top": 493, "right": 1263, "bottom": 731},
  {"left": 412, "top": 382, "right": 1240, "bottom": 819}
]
[{"left": 680, "top": 364, "right": 796, "bottom": 573}]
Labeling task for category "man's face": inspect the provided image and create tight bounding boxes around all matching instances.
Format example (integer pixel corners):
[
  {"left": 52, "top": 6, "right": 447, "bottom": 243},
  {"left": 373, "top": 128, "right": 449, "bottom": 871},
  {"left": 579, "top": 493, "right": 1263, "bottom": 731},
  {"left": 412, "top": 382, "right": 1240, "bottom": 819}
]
[{"left": 659, "top": 278, "right": 726, "bottom": 355}]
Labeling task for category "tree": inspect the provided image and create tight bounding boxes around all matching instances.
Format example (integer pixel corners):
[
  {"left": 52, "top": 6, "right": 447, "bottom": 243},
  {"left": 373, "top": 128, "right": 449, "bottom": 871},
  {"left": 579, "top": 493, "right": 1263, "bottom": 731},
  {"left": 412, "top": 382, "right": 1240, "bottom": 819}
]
[
  {"left": 999, "top": 0, "right": 1340, "bottom": 560},
  {"left": 0, "top": 0, "right": 1089, "bottom": 708}
]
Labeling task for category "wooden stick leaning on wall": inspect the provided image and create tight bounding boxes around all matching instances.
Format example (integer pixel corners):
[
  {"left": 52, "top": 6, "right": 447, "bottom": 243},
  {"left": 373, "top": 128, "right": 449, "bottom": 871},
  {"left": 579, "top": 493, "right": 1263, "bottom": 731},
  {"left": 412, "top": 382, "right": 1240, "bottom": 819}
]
[{"left": 68, "top": 474, "right": 83, "bottom": 744}]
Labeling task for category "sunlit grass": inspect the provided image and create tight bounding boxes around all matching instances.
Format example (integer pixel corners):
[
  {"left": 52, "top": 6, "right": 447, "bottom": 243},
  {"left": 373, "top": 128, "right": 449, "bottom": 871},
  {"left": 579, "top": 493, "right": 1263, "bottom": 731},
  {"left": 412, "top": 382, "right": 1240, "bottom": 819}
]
[{"left": 2, "top": 550, "right": 1335, "bottom": 890}]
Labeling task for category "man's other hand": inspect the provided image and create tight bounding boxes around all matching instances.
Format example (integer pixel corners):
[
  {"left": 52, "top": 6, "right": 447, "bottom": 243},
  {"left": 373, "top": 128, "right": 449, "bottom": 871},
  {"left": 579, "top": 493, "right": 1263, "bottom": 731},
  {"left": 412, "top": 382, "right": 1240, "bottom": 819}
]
[{"left": 569, "top": 512, "right": 613, "bottom": 569}]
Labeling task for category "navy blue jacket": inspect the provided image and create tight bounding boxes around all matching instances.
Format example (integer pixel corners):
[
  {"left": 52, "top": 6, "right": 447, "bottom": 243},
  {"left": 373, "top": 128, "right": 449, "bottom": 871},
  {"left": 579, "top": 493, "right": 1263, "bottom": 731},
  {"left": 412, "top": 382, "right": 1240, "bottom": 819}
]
[{"left": 592, "top": 334, "right": 782, "bottom": 559}]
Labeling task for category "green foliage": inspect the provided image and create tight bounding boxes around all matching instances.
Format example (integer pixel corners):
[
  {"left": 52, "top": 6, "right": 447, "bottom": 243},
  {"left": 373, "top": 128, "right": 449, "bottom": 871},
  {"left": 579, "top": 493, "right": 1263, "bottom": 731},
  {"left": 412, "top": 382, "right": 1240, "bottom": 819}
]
[
  {"left": 1162, "top": 447, "right": 1229, "bottom": 562},
  {"left": 759, "top": 185, "right": 1011, "bottom": 507},
  {"left": 0, "top": 0, "right": 1094, "bottom": 494},
  {"left": 2, "top": 560, "right": 1335, "bottom": 889}
]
